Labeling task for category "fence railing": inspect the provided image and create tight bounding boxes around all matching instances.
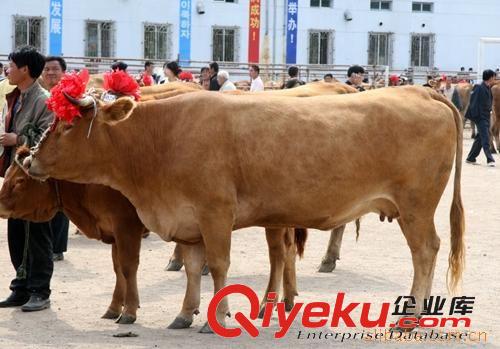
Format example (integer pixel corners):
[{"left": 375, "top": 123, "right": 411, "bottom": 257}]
[{"left": 0, "top": 54, "right": 477, "bottom": 85}]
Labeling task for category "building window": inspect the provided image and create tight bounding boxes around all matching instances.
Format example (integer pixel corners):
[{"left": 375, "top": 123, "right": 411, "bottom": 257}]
[
  {"left": 144, "top": 23, "right": 171, "bottom": 60},
  {"left": 309, "top": 31, "right": 333, "bottom": 64},
  {"left": 410, "top": 34, "right": 434, "bottom": 67},
  {"left": 13, "top": 16, "right": 45, "bottom": 52},
  {"left": 368, "top": 33, "right": 392, "bottom": 66},
  {"left": 370, "top": 0, "right": 392, "bottom": 10},
  {"left": 85, "top": 21, "right": 115, "bottom": 57},
  {"left": 412, "top": 2, "right": 433, "bottom": 12},
  {"left": 212, "top": 27, "right": 238, "bottom": 62},
  {"left": 311, "top": 0, "right": 332, "bottom": 7}
]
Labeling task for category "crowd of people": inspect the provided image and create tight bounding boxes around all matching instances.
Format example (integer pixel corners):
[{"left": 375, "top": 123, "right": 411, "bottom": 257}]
[{"left": 0, "top": 45, "right": 496, "bottom": 314}]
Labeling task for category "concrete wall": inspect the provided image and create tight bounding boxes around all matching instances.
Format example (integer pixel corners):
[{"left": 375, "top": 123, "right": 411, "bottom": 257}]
[{"left": 1, "top": 0, "right": 500, "bottom": 71}]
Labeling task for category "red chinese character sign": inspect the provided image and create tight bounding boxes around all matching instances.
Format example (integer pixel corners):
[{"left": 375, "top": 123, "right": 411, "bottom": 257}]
[{"left": 248, "top": 0, "right": 261, "bottom": 63}]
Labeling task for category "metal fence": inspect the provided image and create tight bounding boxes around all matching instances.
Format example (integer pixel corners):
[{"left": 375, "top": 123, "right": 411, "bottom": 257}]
[{"left": 0, "top": 54, "right": 477, "bottom": 85}]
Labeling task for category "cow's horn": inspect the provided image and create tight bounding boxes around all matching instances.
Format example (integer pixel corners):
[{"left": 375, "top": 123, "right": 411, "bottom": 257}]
[{"left": 63, "top": 91, "right": 94, "bottom": 107}]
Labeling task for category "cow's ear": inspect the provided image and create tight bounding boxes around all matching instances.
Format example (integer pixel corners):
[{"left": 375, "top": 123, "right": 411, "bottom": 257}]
[{"left": 100, "top": 98, "right": 136, "bottom": 125}]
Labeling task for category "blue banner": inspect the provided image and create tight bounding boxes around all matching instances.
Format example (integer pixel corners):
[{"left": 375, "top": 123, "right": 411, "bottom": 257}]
[
  {"left": 49, "top": 0, "right": 63, "bottom": 55},
  {"left": 179, "top": 0, "right": 192, "bottom": 65},
  {"left": 286, "top": 0, "right": 298, "bottom": 64}
]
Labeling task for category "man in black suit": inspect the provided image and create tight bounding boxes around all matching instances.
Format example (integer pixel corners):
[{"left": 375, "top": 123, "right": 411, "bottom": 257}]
[{"left": 465, "top": 69, "right": 496, "bottom": 167}]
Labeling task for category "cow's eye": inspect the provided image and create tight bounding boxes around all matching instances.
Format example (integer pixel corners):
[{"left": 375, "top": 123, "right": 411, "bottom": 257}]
[{"left": 14, "top": 178, "right": 26, "bottom": 187}]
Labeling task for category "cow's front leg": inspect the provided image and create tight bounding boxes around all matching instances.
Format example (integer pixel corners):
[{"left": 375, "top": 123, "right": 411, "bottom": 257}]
[
  {"left": 114, "top": 229, "right": 142, "bottom": 324},
  {"left": 168, "top": 242, "right": 205, "bottom": 329},
  {"left": 197, "top": 213, "right": 233, "bottom": 334},
  {"left": 102, "top": 243, "right": 125, "bottom": 320}
]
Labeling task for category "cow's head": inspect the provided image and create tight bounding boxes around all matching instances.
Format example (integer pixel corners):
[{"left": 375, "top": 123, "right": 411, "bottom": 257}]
[
  {"left": 0, "top": 147, "right": 58, "bottom": 222},
  {"left": 27, "top": 94, "right": 136, "bottom": 182}
]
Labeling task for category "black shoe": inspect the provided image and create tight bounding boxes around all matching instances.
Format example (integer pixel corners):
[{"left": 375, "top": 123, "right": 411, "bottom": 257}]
[
  {"left": 0, "top": 292, "right": 30, "bottom": 308},
  {"left": 52, "top": 253, "right": 64, "bottom": 261},
  {"left": 21, "top": 295, "right": 50, "bottom": 312}
]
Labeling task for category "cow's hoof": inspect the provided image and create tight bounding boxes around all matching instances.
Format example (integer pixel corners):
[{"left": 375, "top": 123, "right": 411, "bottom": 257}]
[
  {"left": 116, "top": 313, "right": 137, "bottom": 324},
  {"left": 201, "top": 264, "right": 210, "bottom": 276},
  {"left": 168, "top": 316, "right": 193, "bottom": 329},
  {"left": 165, "top": 259, "right": 183, "bottom": 271},
  {"left": 283, "top": 298, "right": 294, "bottom": 312},
  {"left": 318, "top": 260, "right": 336, "bottom": 273},
  {"left": 101, "top": 309, "right": 120, "bottom": 320},
  {"left": 199, "top": 322, "right": 214, "bottom": 334}
]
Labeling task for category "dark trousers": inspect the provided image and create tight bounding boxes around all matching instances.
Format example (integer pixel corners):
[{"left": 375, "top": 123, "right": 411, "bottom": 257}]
[
  {"left": 467, "top": 118, "right": 495, "bottom": 163},
  {"left": 51, "top": 212, "right": 69, "bottom": 254},
  {"left": 7, "top": 219, "right": 53, "bottom": 299}
]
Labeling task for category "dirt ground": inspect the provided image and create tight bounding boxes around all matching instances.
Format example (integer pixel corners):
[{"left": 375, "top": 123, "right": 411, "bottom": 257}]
[{"left": 0, "top": 137, "right": 498, "bottom": 349}]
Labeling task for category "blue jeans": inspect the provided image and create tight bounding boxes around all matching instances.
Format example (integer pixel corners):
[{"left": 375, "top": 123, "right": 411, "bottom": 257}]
[{"left": 466, "top": 118, "right": 495, "bottom": 163}]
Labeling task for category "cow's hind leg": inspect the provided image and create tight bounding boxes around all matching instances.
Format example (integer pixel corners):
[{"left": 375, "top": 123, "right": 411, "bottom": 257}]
[
  {"left": 165, "top": 243, "right": 184, "bottom": 271},
  {"left": 258, "top": 228, "right": 287, "bottom": 318},
  {"left": 115, "top": 229, "right": 142, "bottom": 324},
  {"left": 168, "top": 242, "right": 205, "bottom": 329},
  {"left": 395, "top": 214, "right": 440, "bottom": 331},
  {"left": 318, "top": 225, "right": 346, "bottom": 272},
  {"left": 282, "top": 228, "right": 299, "bottom": 312},
  {"left": 102, "top": 243, "right": 126, "bottom": 320},
  {"left": 198, "top": 212, "right": 233, "bottom": 334}
]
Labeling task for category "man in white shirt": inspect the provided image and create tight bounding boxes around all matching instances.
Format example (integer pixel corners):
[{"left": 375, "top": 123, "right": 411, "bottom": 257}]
[
  {"left": 249, "top": 64, "right": 264, "bottom": 92},
  {"left": 217, "top": 70, "right": 236, "bottom": 92}
]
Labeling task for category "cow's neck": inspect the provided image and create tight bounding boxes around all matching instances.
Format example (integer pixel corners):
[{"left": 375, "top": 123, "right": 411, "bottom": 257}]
[
  {"left": 96, "top": 101, "right": 177, "bottom": 215},
  {"left": 56, "top": 180, "right": 102, "bottom": 240}
]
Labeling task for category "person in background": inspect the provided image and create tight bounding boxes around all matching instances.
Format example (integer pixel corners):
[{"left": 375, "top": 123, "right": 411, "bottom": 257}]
[
  {"left": 160, "top": 61, "right": 182, "bottom": 84},
  {"left": 423, "top": 75, "right": 433, "bottom": 88},
  {"left": 209, "top": 62, "right": 220, "bottom": 91},
  {"left": 40, "top": 56, "right": 66, "bottom": 92},
  {"left": 249, "top": 64, "right": 264, "bottom": 92},
  {"left": 389, "top": 75, "right": 400, "bottom": 87},
  {"left": 0, "top": 63, "right": 5, "bottom": 82},
  {"left": 283, "top": 66, "right": 305, "bottom": 89},
  {"left": 200, "top": 67, "right": 210, "bottom": 90},
  {"left": 0, "top": 63, "right": 16, "bottom": 117},
  {"left": 111, "top": 61, "right": 128, "bottom": 72},
  {"left": 465, "top": 69, "right": 496, "bottom": 167},
  {"left": 323, "top": 73, "right": 334, "bottom": 83},
  {"left": 217, "top": 70, "right": 236, "bottom": 91},
  {"left": 0, "top": 46, "right": 54, "bottom": 311},
  {"left": 138, "top": 61, "right": 155, "bottom": 86},
  {"left": 345, "top": 65, "right": 366, "bottom": 92},
  {"left": 40, "top": 56, "right": 70, "bottom": 262},
  {"left": 442, "top": 75, "right": 463, "bottom": 110}
]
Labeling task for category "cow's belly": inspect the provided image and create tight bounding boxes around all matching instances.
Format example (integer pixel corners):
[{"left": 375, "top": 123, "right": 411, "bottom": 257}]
[{"left": 135, "top": 204, "right": 202, "bottom": 243}]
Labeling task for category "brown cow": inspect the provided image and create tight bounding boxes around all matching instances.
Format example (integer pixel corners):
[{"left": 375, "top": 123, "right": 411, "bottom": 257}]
[
  {"left": 490, "top": 83, "right": 500, "bottom": 152},
  {"left": 454, "top": 82, "right": 475, "bottom": 138},
  {"left": 2, "top": 147, "right": 305, "bottom": 328},
  {"left": 27, "top": 86, "right": 465, "bottom": 333}
]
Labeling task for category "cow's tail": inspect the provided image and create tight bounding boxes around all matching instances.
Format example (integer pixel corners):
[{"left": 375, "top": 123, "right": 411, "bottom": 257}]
[
  {"left": 294, "top": 228, "right": 308, "bottom": 259},
  {"left": 431, "top": 90, "right": 466, "bottom": 294}
]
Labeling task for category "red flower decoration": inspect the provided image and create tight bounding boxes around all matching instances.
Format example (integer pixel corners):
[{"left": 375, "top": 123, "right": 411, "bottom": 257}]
[
  {"left": 179, "top": 71, "right": 194, "bottom": 82},
  {"left": 46, "top": 69, "right": 90, "bottom": 124},
  {"left": 103, "top": 70, "right": 141, "bottom": 101}
]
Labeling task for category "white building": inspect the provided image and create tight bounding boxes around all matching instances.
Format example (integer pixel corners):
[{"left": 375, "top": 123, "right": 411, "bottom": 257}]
[{"left": 1, "top": 0, "right": 500, "bottom": 73}]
